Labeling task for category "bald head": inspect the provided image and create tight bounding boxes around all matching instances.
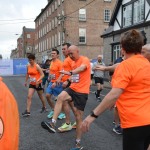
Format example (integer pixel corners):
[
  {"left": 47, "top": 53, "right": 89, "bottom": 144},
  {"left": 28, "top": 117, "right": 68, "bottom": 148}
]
[
  {"left": 141, "top": 44, "right": 150, "bottom": 62},
  {"left": 68, "top": 45, "right": 80, "bottom": 61},
  {"left": 97, "top": 55, "right": 103, "bottom": 62}
]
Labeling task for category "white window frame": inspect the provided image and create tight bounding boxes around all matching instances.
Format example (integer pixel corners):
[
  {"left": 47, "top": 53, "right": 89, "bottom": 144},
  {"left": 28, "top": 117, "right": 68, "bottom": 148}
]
[
  {"left": 79, "top": 28, "right": 86, "bottom": 44},
  {"left": 113, "top": 45, "right": 121, "bottom": 63},
  {"left": 58, "top": 0, "right": 61, "bottom": 6},
  {"left": 104, "top": 9, "right": 111, "bottom": 22},
  {"left": 27, "top": 34, "right": 31, "bottom": 39},
  {"left": 79, "top": 9, "right": 86, "bottom": 21}
]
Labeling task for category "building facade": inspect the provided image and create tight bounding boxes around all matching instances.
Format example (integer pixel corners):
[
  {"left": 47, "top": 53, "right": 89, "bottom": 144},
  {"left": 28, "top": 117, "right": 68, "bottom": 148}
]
[
  {"left": 22, "top": 26, "right": 35, "bottom": 58},
  {"left": 101, "top": 0, "right": 150, "bottom": 65},
  {"left": 34, "top": 0, "right": 116, "bottom": 63}
]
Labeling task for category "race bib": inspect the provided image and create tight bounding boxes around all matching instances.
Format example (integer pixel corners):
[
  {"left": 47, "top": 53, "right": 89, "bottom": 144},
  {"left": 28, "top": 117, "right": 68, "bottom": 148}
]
[
  {"left": 71, "top": 74, "right": 80, "bottom": 83},
  {"left": 50, "top": 74, "right": 56, "bottom": 80},
  {"left": 46, "top": 69, "right": 49, "bottom": 73},
  {"left": 30, "top": 77, "right": 36, "bottom": 83}
]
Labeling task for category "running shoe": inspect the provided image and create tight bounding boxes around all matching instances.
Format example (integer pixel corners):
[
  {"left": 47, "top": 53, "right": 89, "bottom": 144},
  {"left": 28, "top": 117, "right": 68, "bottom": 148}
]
[
  {"left": 72, "top": 122, "right": 77, "bottom": 129},
  {"left": 57, "top": 113, "right": 66, "bottom": 120},
  {"left": 97, "top": 97, "right": 102, "bottom": 102},
  {"left": 47, "top": 110, "right": 54, "bottom": 119},
  {"left": 41, "top": 121, "right": 56, "bottom": 133},
  {"left": 70, "top": 142, "right": 84, "bottom": 150},
  {"left": 22, "top": 110, "right": 30, "bottom": 117},
  {"left": 113, "top": 125, "right": 123, "bottom": 135},
  {"left": 40, "top": 107, "right": 47, "bottom": 113},
  {"left": 58, "top": 123, "right": 72, "bottom": 132}
]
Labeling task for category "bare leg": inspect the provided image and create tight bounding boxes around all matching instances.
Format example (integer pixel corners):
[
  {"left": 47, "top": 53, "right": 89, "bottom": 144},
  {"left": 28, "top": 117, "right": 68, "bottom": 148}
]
[
  {"left": 26, "top": 88, "right": 35, "bottom": 112},
  {"left": 46, "top": 93, "right": 54, "bottom": 109},
  {"left": 114, "top": 107, "right": 120, "bottom": 125},
  {"left": 53, "top": 91, "right": 71, "bottom": 120},
  {"left": 37, "top": 90, "right": 46, "bottom": 108},
  {"left": 62, "top": 101, "right": 71, "bottom": 124}
]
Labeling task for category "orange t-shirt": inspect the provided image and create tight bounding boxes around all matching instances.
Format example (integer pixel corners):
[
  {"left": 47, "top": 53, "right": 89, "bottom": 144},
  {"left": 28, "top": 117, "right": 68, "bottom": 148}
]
[
  {"left": 112, "top": 55, "right": 150, "bottom": 128},
  {"left": 49, "top": 59, "right": 63, "bottom": 82},
  {"left": 0, "top": 77, "right": 19, "bottom": 150},
  {"left": 70, "top": 56, "right": 91, "bottom": 94},
  {"left": 27, "top": 63, "right": 42, "bottom": 85},
  {"left": 62, "top": 56, "right": 73, "bottom": 82}
]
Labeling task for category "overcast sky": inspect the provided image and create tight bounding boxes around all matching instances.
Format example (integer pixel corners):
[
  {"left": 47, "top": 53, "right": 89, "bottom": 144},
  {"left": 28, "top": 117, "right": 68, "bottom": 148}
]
[{"left": 0, "top": 0, "right": 48, "bottom": 58}]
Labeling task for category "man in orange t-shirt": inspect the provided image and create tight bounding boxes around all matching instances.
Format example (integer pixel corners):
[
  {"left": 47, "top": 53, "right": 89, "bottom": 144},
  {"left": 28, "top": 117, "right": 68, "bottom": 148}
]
[
  {"left": 42, "top": 45, "right": 91, "bottom": 150},
  {"left": 46, "top": 48, "right": 65, "bottom": 119},
  {"left": 0, "top": 77, "right": 19, "bottom": 150}
]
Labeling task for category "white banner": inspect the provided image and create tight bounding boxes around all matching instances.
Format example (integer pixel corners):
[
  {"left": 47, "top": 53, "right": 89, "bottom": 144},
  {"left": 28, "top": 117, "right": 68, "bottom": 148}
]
[{"left": 0, "top": 59, "right": 13, "bottom": 75}]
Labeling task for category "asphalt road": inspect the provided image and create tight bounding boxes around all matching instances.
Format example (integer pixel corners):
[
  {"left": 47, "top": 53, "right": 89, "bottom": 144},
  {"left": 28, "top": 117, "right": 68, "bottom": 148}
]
[{"left": 3, "top": 76, "right": 122, "bottom": 150}]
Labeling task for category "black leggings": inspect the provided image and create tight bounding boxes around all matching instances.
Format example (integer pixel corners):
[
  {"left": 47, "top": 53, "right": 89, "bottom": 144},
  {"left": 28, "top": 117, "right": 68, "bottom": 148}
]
[{"left": 123, "top": 125, "right": 150, "bottom": 150}]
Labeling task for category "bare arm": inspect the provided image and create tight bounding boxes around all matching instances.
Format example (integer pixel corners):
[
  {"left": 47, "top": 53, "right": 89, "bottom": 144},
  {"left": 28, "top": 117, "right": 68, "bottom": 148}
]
[
  {"left": 95, "top": 63, "right": 120, "bottom": 72},
  {"left": 81, "top": 88, "right": 123, "bottom": 132},
  {"left": 36, "top": 64, "right": 44, "bottom": 82},
  {"left": 60, "top": 64, "right": 87, "bottom": 75}
]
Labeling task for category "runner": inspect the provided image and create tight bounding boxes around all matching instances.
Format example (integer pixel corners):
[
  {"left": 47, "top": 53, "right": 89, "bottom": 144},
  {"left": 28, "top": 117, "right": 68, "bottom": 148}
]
[
  {"left": 0, "top": 77, "right": 19, "bottom": 150},
  {"left": 81, "top": 29, "right": 150, "bottom": 150},
  {"left": 41, "top": 59, "right": 51, "bottom": 90},
  {"left": 46, "top": 48, "right": 65, "bottom": 120},
  {"left": 41, "top": 45, "right": 91, "bottom": 150},
  {"left": 22, "top": 54, "right": 46, "bottom": 116},
  {"left": 56, "top": 43, "right": 76, "bottom": 132}
]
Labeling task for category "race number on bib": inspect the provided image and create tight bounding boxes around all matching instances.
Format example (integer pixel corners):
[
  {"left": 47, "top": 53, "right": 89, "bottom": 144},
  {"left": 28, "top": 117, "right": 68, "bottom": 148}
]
[
  {"left": 50, "top": 74, "right": 56, "bottom": 80},
  {"left": 71, "top": 74, "right": 80, "bottom": 83},
  {"left": 30, "top": 77, "right": 36, "bottom": 83}
]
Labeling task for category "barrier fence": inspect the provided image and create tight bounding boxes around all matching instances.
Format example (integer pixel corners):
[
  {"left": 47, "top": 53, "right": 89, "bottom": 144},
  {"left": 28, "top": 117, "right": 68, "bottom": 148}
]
[{"left": 0, "top": 59, "right": 28, "bottom": 76}]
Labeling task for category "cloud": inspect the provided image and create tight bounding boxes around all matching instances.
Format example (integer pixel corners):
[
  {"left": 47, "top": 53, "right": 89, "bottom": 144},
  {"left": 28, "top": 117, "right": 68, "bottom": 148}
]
[{"left": 0, "top": 0, "right": 47, "bottom": 58}]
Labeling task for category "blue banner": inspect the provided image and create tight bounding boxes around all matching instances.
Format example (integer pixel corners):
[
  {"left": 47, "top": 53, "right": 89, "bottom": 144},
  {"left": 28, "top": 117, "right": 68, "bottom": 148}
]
[{"left": 13, "top": 59, "right": 28, "bottom": 75}]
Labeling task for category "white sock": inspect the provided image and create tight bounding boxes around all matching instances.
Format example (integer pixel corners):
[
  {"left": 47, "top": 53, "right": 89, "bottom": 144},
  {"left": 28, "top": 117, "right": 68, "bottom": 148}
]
[{"left": 52, "top": 118, "right": 56, "bottom": 124}]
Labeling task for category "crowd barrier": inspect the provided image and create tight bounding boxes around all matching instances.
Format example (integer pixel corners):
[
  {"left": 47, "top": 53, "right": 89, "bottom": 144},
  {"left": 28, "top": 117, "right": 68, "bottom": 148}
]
[{"left": 0, "top": 59, "right": 28, "bottom": 76}]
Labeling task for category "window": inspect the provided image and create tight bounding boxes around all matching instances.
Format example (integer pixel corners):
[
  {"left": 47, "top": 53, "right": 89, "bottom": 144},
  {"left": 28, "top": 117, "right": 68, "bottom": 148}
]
[
  {"left": 49, "top": 8, "right": 51, "bottom": 15},
  {"left": 58, "top": 32, "right": 61, "bottom": 45},
  {"left": 58, "top": 13, "right": 61, "bottom": 25},
  {"left": 79, "top": 9, "right": 86, "bottom": 21},
  {"left": 55, "top": 1, "right": 57, "bottom": 9},
  {"left": 79, "top": 28, "right": 86, "bottom": 44},
  {"left": 58, "top": 0, "right": 60, "bottom": 6},
  {"left": 62, "top": 0, "right": 64, "bottom": 2},
  {"left": 52, "top": 19, "right": 54, "bottom": 29},
  {"left": 113, "top": 45, "right": 121, "bottom": 62},
  {"left": 55, "top": 34, "right": 57, "bottom": 46},
  {"left": 123, "top": 4, "right": 132, "bottom": 27},
  {"left": 55, "top": 17, "right": 57, "bottom": 27},
  {"left": 49, "top": 21, "right": 51, "bottom": 31},
  {"left": 104, "top": 0, "right": 111, "bottom": 2},
  {"left": 104, "top": 9, "right": 111, "bottom": 22},
  {"left": 27, "top": 34, "right": 31, "bottom": 39},
  {"left": 123, "top": 0, "right": 144, "bottom": 27},
  {"left": 133, "top": 0, "right": 144, "bottom": 24},
  {"left": 52, "top": 5, "right": 54, "bottom": 12}
]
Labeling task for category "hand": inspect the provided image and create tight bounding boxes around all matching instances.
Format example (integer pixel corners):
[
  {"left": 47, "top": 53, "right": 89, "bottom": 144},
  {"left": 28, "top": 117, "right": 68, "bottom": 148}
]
[
  {"left": 24, "top": 82, "right": 27, "bottom": 87},
  {"left": 95, "top": 65, "right": 106, "bottom": 71},
  {"left": 62, "top": 81, "right": 68, "bottom": 88},
  {"left": 36, "top": 81, "right": 39, "bottom": 88},
  {"left": 51, "top": 82, "right": 56, "bottom": 88},
  {"left": 60, "top": 70, "right": 70, "bottom": 75},
  {"left": 81, "top": 115, "right": 95, "bottom": 133}
]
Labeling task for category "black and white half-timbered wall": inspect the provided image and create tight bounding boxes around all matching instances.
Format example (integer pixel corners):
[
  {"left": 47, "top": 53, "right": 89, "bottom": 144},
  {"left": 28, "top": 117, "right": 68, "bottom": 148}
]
[{"left": 101, "top": 0, "right": 150, "bottom": 65}]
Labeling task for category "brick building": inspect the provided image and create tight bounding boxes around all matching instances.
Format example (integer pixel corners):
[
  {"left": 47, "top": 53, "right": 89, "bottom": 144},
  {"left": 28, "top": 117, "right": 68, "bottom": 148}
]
[
  {"left": 34, "top": 0, "right": 116, "bottom": 63},
  {"left": 17, "top": 35, "right": 23, "bottom": 58}
]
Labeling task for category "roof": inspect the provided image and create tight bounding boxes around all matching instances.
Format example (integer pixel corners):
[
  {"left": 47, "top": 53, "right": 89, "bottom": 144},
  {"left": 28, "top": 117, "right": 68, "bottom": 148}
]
[{"left": 34, "top": 0, "right": 53, "bottom": 22}]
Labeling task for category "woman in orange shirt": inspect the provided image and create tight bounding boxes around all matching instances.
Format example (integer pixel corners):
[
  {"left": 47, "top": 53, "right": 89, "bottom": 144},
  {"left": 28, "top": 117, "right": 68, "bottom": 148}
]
[
  {"left": 0, "top": 77, "right": 19, "bottom": 150},
  {"left": 81, "top": 29, "right": 150, "bottom": 150},
  {"left": 22, "top": 54, "right": 46, "bottom": 116}
]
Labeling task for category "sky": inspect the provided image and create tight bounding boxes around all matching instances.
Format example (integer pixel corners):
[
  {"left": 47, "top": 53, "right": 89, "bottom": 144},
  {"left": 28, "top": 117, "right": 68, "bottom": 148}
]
[{"left": 0, "top": 0, "right": 48, "bottom": 59}]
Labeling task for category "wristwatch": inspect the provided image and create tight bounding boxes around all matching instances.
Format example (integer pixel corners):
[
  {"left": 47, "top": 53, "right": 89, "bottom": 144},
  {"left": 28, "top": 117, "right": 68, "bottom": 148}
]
[{"left": 90, "top": 111, "right": 98, "bottom": 118}]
